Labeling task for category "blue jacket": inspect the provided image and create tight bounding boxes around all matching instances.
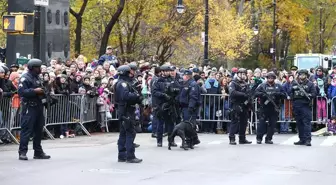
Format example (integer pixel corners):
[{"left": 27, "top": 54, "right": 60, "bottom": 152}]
[
  {"left": 327, "top": 84, "right": 336, "bottom": 99},
  {"left": 18, "top": 72, "right": 43, "bottom": 106},
  {"left": 179, "top": 79, "right": 201, "bottom": 108},
  {"left": 282, "top": 81, "right": 292, "bottom": 96}
]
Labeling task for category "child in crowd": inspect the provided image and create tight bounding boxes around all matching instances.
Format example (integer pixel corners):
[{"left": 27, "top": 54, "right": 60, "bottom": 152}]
[
  {"left": 97, "top": 89, "right": 113, "bottom": 132},
  {"left": 327, "top": 116, "right": 336, "bottom": 136}
]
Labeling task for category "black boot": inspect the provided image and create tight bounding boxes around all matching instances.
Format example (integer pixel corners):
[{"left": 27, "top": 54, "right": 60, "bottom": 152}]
[
  {"left": 239, "top": 137, "right": 252, "bottom": 144},
  {"left": 229, "top": 137, "right": 237, "bottom": 145},
  {"left": 256, "top": 140, "right": 262, "bottom": 144},
  {"left": 134, "top": 143, "right": 140, "bottom": 148},
  {"left": 118, "top": 158, "right": 126, "bottom": 162},
  {"left": 294, "top": 140, "right": 305, "bottom": 145},
  {"left": 19, "top": 153, "right": 28, "bottom": 161},
  {"left": 33, "top": 152, "right": 51, "bottom": 160},
  {"left": 265, "top": 140, "right": 273, "bottom": 144},
  {"left": 151, "top": 133, "right": 157, "bottom": 138},
  {"left": 157, "top": 142, "right": 162, "bottom": 147},
  {"left": 304, "top": 141, "right": 312, "bottom": 146},
  {"left": 126, "top": 158, "right": 143, "bottom": 163},
  {"left": 170, "top": 142, "right": 177, "bottom": 147}
]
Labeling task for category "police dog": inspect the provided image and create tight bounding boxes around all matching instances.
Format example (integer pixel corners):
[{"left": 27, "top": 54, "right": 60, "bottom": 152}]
[{"left": 168, "top": 121, "right": 200, "bottom": 150}]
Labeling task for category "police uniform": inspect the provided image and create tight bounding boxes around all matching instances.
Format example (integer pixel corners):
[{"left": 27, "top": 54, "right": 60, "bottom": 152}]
[
  {"left": 228, "top": 68, "right": 252, "bottom": 145},
  {"left": 152, "top": 65, "right": 177, "bottom": 147},
  {"left": 254, "top": 72, "right": 286, "bottom": 144},
  {"left": 115, "top": 65, "right": 142, "bottom": 163},
  {"left": 291, "top": 69, "right": 316, "bottom": 146},
  {"left": 179, "top": 70, "right": 201, "bottom": 123},
  {"left": 18, "top": 59, "right": 50, "bottom": 160}
]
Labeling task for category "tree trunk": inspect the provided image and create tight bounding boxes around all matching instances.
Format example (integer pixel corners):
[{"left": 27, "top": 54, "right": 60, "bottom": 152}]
[
  {"left": 74, "top": 17, "right": 82, "bottom": 54},
  {"left": 99, "top": 0, "right": 126, "bottom": 56}
]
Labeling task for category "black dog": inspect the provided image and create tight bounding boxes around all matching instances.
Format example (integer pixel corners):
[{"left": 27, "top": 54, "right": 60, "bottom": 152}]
[{"left": 168, "top": 121, "right": 200, "bottom": 150}]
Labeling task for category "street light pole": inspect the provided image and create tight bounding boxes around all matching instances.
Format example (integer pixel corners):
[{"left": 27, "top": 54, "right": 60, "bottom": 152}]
[
  {"left": 203, "top": 0, "right": 209, "bottom": 67},
  {"left": 33, "top": 5, "right": 41, "bottom": 59},
  {"left": 272, "top": 0, "right": 276, "bottom": 67},
  {"left": 319, "top": 5, "right": 323, "bottom": 54}
]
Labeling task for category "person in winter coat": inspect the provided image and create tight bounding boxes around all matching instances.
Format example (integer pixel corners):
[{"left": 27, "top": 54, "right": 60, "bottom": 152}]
[
  {"left": 328, "top": 76, "right": 336, "bottom": 116},
  {"left": 97, "top": 89, "right": 113, "bottom": 132}
]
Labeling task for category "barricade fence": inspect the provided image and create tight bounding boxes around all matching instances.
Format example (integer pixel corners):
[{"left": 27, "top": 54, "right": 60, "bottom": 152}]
[{"left": 0, "top": 94, "right": 333, "bottom": 144}]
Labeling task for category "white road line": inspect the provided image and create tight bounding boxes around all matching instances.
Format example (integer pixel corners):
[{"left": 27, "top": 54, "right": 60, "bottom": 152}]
[
  {"left": 320, "top": 136, "right": 336, "bottom": 146},
  {"left": 208, "top": 140, "right": 223, "bottom": 145},
  {"left": 281, "top": 136, "right": 298, "bottom": 145}
]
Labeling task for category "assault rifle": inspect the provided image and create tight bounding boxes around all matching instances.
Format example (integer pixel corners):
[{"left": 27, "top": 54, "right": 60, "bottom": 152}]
[
  {"left": 260, "top": 86, "right": 280, "bottom": 112},
  {"left": 293, "top": 80, "right": 311, "bottom": 101}
]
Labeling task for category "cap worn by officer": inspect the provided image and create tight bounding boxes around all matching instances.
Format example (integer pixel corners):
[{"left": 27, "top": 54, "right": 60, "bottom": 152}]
[
  {"left": 183, "top": 70, "right": 192, "bottom": 76},
  {"left": 170, "top": 66, "right": 176, "bottom": 71},
  {"left": 290, "top": 66, "right": 298, "bottom": 71},
  {"left": 129, "top": 63, "right": 138, "bottom": 71},
  {"left": 266, "top": 72, "right": 276, "bottom": 79},
  {"left": 298, "top": 69, "right": 309, "bottom": 75},
  {"left": 160, "top": 65, "right": 170, "bottom": 71},
  {"left": 117, "top": 65, "right": 131, "bottom": 75},
  {"left": 27, "top": 58, "right": 43, "bottom": 70}
]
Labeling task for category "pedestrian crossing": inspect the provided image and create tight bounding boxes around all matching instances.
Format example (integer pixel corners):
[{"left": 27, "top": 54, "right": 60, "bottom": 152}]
[{"left": 171, "top": 135, "right": 336, "bottom": 147}]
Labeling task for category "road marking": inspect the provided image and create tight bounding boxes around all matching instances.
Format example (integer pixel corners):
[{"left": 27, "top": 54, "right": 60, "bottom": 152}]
[
  {"left": 320, "top": 136, "right": 336, "bottom": 146},
  {"left": 281, "top": 136, "right": 298, "bottom": 145},
  {"left": 208, "top": 140, "right": 223, "bottom": 145}
]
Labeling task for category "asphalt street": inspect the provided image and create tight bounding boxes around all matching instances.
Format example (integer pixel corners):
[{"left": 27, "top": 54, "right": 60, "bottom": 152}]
[{"left": 0, "top": 133, "right": 335, "bottom": 185}]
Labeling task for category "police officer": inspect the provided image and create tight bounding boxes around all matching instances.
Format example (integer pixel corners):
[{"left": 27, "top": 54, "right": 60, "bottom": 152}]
[
  {"left": 152, "top": 65, "right": 177, "bottom": 147},
  {"left": 18, "top": 59, "right": 50, "bottom": 160},
  {"left": 115, "top": 65, "right": 142, "bottom": 163},
  {"left": 179, "top": 70, "right": 201, "bottom": 145},
  {"left": 179, "top": 70, "right": 201, "bottom": 123},
  {"left": 128, "top": 63, "right": 140, "bottom": 148},
  {"left": 228, "top": 68, "right": 252, "bottom": 145},
  {"left": 169, "top": 66, "right": 183, "bottom": 124},
  {"left": 291, "top": 69, "right": 316, "bottom": 146},
  {"left": 150, "top": 67, "right": 162, "bottom": 138},
  {"left": 254, "top": 72, "right": 286, "bottom": 144}
]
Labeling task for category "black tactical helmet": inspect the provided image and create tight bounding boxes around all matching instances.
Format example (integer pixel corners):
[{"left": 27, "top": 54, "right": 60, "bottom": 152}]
[
  {"left": 160, "top": 65, "right": 170, "bottom": 71},
  {"left": 117, "top": 65, "right": 131, "bottom": 75},
  {"left": 27, "top": 58, "right": 42, "bottom": 70},
  {"left": 266, "top": 72, "right": 277, "bottom": 79},
  {"left": 298, "top": 69, "right": 309, "bottom": 76},
  {"left": 237, "top": 68, "right": 247, "bottom": 74},
  {"left": 128, "top": 63, "right": 138, "bottom": 71}
]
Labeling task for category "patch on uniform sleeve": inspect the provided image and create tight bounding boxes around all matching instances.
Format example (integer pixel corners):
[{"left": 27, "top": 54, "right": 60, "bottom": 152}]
[
  {"left": 121, "top": 82, "right": 127, "bottom": 88},
  {"left": 191, "top": 87, "right": 195, "bottom": 91},
  {"left": 20, "top": 77, "right": 25, "bottom": 82}
]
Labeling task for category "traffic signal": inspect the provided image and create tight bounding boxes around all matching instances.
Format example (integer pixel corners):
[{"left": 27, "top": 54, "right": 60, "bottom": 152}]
[{"left": 2, "top": 15, "right": 27, "bottom": 32}]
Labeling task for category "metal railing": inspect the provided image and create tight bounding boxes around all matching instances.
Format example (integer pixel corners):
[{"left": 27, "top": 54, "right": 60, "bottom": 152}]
[{"left": 1, "top": 93, "right": 336, "bottom": 144}]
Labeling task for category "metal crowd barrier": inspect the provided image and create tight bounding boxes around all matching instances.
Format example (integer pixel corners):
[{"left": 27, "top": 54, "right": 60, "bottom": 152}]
[
  {"left": 1, "top": 93, "right": 336, "bottom": 144},
  {"left": 0, "top": 97, "right": 19, "bottom": 144},
  {"left": 44, "top": 94, "right": 91, "bottom": 138},
  {"left": 197, "top": 94, "right": 254, "bottom": 134}
]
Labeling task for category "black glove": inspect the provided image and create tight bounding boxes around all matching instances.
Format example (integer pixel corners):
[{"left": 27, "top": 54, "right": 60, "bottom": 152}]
[
  {"left": 163, "top": 93, "right": 171, "bottom": 101},
  {"left": 188, "top": 107, "right": 195, "bottom": 113}
]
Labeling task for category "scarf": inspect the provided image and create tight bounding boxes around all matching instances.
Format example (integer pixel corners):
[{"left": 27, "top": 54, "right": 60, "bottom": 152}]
[{"left": 205, "top": 78, "right": 219, "bottom": 89}]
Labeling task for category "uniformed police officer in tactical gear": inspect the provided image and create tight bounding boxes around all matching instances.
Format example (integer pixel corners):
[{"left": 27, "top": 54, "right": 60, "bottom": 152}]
[
  {"left": 179, "top": 70, "right": 201, "bottom": 146},
  {"left": 254, "top": 72, "right": 286, "bottom": 144},
  {"left": 291, "top": 69, "right": 316, "bottom": 146},
  {"left": 152, "top": 65, "right": 177, "bottom": 147},
  {"left": 128, "top": 63, "right": 140, "bottom": 148},
  {"left": 115, "top": 65, "right": 142, "bottom": 163},
  {"left": 18, "top": 59, "right": 51, "bottom": 160},
  {"left": 228, "top": 68, "right": 252, "bottom": 145}
]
